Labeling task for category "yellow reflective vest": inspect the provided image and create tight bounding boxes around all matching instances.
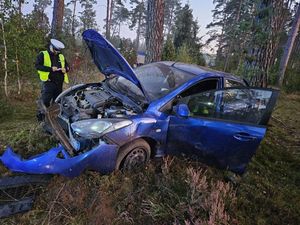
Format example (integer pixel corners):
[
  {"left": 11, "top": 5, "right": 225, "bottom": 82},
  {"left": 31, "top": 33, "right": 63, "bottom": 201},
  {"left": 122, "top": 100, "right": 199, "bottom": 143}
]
[{"left": 37, "top": 51, "right": 69, "bottom": 84}]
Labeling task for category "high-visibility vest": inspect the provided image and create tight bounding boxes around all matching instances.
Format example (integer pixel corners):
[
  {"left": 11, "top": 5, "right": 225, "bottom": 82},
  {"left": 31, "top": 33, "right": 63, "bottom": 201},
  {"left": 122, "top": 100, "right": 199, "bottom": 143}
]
[{"left": 37, "top": 51, "right": 69, "bottom": 84}]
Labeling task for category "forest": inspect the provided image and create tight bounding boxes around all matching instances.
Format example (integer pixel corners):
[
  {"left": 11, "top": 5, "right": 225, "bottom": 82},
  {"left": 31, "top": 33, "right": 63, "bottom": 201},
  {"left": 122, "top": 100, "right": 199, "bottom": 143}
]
[
  {"left": 0, "top": 0, "right": 300, "bottom": 94},
  {"left": 0, "top": 0, "right": 300, "bottom": 224}
]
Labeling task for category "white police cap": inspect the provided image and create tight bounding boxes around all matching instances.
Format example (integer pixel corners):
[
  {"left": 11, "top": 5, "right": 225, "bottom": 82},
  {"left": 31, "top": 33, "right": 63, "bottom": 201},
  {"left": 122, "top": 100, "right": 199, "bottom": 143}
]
[{"left": 50, "top": 39, "right": 65, "bottom": 50}]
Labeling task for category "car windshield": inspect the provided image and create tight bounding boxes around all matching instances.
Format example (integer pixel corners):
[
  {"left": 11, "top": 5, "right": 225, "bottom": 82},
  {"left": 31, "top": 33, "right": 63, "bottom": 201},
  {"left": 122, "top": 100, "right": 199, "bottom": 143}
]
[{"left": 107, "top": 63, "right": 195, "bottom": 102}]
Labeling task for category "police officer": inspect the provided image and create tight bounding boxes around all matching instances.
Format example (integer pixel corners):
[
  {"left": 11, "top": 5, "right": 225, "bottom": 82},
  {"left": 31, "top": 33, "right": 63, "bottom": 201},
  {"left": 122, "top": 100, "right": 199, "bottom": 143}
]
[{"left": 35, "top": 39, "right": 70, "bottom": 109}]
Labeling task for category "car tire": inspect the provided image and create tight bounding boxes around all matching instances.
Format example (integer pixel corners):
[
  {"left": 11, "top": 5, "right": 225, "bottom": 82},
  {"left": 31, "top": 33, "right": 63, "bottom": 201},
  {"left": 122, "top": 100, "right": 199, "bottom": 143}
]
[{"left": 116, "top": 139, "right": 151, "bottom": 171}]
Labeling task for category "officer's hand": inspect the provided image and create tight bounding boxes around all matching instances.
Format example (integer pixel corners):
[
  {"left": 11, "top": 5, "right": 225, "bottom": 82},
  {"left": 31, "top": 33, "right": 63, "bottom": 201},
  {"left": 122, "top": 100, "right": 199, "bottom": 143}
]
[
  {"left": 52, "top": 66, "right": 58, "bottom": 72},
  {"left": 61, "top": 68, "right": 66, "bottom": 74}
]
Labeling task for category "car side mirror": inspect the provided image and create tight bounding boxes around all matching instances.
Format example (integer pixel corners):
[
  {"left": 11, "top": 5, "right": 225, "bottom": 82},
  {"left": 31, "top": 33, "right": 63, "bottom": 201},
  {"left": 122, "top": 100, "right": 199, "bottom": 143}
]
[{"left": 175, "top": 104, "right": 190, "bottom": 118}]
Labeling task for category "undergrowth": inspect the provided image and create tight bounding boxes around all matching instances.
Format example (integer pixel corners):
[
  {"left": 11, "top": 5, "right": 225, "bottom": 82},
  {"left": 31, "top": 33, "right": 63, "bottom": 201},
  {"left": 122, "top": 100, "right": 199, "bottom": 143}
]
[{"left": 0, "top": 90, "right": 299, "bottom": 225}]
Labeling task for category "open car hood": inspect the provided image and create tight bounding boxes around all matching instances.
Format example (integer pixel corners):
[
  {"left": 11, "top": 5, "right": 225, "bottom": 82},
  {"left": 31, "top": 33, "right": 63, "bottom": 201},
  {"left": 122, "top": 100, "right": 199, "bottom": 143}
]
[{"left": 82, "top": 29, "right": 146, "bottom": 96}]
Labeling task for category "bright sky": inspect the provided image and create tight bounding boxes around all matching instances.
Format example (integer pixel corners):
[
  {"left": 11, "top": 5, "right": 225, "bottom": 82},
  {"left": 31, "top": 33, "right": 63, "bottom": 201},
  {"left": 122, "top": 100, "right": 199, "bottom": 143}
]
[{"left": 23, "top": 0, "right": 215, "bottom": 52}]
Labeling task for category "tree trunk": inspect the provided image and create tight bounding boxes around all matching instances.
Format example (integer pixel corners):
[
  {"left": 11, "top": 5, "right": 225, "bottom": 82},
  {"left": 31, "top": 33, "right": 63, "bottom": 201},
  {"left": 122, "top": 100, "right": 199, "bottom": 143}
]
[
  {"left": 0, "top": 19, "right": 8, "bottom": 97},
  {"left": 71, "top": 0, "right": 77, "bottom": 37},
  {"left": 18, "top": 0, "right": 24, "bottom": 15},
  {"left": 106, "top": 0, "right": 111, "bottom": 39},
  {"left": 223, "top": 0, "right": 243, "bottom": 72},
  {"left": 278, "top": 4, "right": 300, "bottom": 87},
  {"left": 145, "top": 0, "right": 164, "bottom": 63},
  {"left": 135, "top": 1, "right": 143, "bottom": 51},
  {"left": 15, "top": 50, "right": 21, "bottom": 95},
  {"left": 109, "top": 0, "right": 114, "bottom": 30},
  {"left": 51, "top": 0, "right": 64, "bottom": 38}
]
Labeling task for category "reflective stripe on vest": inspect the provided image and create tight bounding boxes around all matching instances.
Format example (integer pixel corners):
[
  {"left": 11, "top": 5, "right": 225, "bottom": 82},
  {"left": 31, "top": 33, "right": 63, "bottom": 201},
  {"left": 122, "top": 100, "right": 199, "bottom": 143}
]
[{"left": 37, "top": 51, "right": 69, "bottom": 84}]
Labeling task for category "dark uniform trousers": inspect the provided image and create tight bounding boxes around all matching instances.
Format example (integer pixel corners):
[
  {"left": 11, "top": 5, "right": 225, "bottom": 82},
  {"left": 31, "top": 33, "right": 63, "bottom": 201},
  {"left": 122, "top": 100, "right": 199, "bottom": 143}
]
[{"left": 41, "top": 81, "right": 63, "bottom": 107}]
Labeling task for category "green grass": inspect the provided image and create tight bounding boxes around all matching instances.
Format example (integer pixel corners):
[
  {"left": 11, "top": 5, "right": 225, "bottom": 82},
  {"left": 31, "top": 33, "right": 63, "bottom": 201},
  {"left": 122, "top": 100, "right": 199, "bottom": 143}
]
[
  {"left": 235, "top": 93, "right": 300, "bottom": 225},
  {"left": 0, "top": 92, "right": 299, "bottom": 225}
]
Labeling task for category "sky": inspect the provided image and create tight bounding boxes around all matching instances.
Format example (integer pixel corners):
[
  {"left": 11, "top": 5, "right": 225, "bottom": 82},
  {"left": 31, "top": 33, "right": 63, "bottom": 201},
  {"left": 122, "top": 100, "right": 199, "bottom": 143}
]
[{"left": 23, "top": 0, "right": 215, "bottom": 52}]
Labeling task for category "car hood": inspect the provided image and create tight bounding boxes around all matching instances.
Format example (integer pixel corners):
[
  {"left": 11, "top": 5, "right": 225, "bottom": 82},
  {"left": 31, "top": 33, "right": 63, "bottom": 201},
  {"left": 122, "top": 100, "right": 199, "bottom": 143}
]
[{"left": 82, "top": 29, "right": 146, "bottom": 97}]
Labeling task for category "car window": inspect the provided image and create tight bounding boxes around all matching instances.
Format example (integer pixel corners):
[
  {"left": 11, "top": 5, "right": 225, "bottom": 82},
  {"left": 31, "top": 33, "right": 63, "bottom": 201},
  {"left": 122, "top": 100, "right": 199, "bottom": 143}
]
[
  {"left": 160, "top": 79, "right": 219, "bottom": 113},
  {"left": 134, "top": 63, "right": 195, "bottom": 100},
  {"left": 179, "top": 88, "right": 274, "bottom": 125},
  {"left": 180, "top": 79, "right": 219, "bottom": 97},
  {"left": 224, "top": 79, "right": 244, "bottom": 87}
]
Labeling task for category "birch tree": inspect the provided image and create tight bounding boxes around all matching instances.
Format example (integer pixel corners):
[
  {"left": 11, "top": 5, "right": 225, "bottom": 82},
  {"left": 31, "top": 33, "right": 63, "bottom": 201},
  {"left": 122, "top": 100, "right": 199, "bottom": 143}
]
[{"left": 0, "top": 18, "right": 8, "bottom": 97}]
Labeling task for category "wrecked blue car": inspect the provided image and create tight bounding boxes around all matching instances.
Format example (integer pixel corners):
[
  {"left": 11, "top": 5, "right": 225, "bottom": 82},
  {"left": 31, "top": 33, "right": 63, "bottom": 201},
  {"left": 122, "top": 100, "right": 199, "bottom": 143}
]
[{"left": 1, "top": 29, "right": 278, "bottom": 177}]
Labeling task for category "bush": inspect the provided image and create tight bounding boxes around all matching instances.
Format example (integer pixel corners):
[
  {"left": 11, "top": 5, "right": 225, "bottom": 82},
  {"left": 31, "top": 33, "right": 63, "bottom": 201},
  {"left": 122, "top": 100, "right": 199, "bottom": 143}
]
[
  {"left": 162, "top": 38, "right": 176, "bottom": 61},
  {"left": 176, "top": 44, "right": 195, "bottom": 64}
]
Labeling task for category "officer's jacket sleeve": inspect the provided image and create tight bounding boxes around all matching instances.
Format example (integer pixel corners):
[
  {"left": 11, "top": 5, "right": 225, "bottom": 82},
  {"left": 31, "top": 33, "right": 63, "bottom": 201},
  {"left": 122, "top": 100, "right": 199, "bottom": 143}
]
[{"left": 35, "top": 52, "right": 52, "bottom": 72}]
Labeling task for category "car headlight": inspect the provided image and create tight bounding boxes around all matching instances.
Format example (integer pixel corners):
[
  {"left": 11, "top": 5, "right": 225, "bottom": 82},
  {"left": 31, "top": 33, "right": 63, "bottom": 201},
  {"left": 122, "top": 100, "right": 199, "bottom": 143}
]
[{"left": 71, "top": 119, "right": 132, "bottom": 139}]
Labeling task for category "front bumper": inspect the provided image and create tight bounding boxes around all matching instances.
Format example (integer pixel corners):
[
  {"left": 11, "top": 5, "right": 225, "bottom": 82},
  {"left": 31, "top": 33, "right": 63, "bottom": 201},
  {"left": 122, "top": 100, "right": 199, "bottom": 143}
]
[{"left": 0, "top": 144, "right": 118, "bottom": 178}]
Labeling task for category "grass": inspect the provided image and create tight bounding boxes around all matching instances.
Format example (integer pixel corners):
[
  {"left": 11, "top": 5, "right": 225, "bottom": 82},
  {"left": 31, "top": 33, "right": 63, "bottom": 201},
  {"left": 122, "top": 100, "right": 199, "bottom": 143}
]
[
  {"left": 0, "top": 88, "right": 299, "bottom": 225},
  {"left": 235, "top": 93, "right": 300, "bottom": 225}
]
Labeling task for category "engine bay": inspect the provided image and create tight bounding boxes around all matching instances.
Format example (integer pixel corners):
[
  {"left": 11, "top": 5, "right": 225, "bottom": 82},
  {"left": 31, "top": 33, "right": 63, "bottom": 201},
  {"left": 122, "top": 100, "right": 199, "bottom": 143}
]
[
  {"left": 60, "top": 84, "right": 138, "bottom": 122},
  {"left": 51, "top": 84, "right": 140, "bottom": 152}
]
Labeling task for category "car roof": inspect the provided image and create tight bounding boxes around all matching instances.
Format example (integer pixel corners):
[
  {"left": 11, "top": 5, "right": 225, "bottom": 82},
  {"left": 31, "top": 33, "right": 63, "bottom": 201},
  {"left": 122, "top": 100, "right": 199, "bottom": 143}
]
[{"left": 158, "top": 61, "right": 244, "bottom": 83}]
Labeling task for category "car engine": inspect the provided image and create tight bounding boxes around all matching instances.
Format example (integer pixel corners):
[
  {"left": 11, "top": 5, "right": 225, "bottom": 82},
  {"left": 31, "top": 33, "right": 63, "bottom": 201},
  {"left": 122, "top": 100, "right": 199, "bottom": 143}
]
[{"left": 59, "top": 85, "right": 138, "bottom": 123}]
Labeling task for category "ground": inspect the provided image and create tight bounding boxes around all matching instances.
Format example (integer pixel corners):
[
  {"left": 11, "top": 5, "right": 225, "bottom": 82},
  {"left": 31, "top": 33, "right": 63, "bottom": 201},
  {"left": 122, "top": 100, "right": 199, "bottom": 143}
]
[{"left": 0, "top": 83, "right": 299, "bottom": 225}]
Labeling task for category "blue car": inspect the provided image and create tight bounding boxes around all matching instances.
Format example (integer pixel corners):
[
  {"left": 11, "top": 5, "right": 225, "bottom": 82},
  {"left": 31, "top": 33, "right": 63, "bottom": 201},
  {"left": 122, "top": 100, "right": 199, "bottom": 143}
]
[{"left": 0, "top": 30, "right": 278, "bottom": 178}]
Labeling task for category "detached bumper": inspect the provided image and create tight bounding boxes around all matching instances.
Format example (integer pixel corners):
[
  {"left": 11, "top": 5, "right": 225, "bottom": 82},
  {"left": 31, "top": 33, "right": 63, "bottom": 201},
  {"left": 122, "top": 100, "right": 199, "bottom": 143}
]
[{"left": 0, "top": 144, "right": 118, "bottom": 178}]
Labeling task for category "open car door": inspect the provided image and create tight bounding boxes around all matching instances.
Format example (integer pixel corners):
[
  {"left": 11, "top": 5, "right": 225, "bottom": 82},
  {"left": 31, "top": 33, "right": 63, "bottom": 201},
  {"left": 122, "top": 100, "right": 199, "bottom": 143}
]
[{"left": 167, "top": 88, "right": 279, "bottom": 173}]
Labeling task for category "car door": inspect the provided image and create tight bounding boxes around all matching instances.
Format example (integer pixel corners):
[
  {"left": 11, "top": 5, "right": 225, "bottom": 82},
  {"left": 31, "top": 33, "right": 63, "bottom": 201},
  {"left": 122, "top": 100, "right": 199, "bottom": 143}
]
[{"left": 166, "top": 87, "right": 279, "bottom": 173}]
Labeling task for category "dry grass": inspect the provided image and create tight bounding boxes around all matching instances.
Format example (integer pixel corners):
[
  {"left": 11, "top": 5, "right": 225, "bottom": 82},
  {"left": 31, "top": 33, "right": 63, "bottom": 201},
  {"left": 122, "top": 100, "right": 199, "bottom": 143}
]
[{"left": 0, "top": 86, "right": 299, "bottom": 225}]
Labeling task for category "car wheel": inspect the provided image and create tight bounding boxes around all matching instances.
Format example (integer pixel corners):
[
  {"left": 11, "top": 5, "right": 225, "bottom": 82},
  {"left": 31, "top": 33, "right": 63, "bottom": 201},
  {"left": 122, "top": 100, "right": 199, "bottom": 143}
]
[{"left": 116, "top": 139, "right": 151, "bottom": 171}]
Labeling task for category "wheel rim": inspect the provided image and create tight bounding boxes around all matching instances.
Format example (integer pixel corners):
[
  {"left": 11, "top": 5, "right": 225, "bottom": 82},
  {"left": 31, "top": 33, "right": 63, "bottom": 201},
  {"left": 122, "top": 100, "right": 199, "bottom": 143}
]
[{"left": 123, "top": 147, "right": 148, "bottom": 170}]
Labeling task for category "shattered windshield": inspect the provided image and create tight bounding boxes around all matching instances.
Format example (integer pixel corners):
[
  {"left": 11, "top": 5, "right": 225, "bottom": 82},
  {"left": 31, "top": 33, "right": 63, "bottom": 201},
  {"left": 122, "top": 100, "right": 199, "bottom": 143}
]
[{"left": 107, "top": 63, "right": 195, "bottom": 102}]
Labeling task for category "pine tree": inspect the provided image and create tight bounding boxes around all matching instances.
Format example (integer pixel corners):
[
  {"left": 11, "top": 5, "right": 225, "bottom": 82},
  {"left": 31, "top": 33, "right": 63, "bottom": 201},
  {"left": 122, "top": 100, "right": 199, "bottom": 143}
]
[
  {"left": 33, "top": 0, "right": 51, "bottom": 31},
  {"left": 163, "top": 0, "right": 181, "bottom": 38},
  {"left": 244, "top": 0, "right": 291, "bottom": 87},
  {"left": 278, "top": 3, "right": 300, "bottom": 86},
  {"left": 207, "top": 0, "right": 294, "bottom": 87},
  {"left": 105, "top": 0, "right": 111, "bottom": 39},
  {"left": 173, "top": 4, "right": 194, "bottom": 49},
  {"left": 51, "top": 0, "right": 64, "bottom": 38},
  {"left": 34, "top": 0, "right": 51, "bottom": 13},
  {"left": 63, "top": 7, "right": 72, "bottom": 35},
  {"left": 68, "top": 0, "right": 78, "bottom": 37},
  {"left": 129, "top": 0, "right": 147, "bottom": 51},
  {"left": 79, "top": 0, "right": 96, "bottom": 31},
  {"left": 111, "top": 0, "right": 129, "bottom": 37},
  {"left": 206, "top": 0, "right": 255, "bottom": 71},
  {"left": 145, "top": 0, "right": 164, "bottom": 63},
  {"left": 173, "top": 4, "right": 205, "bottom": 65}
]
